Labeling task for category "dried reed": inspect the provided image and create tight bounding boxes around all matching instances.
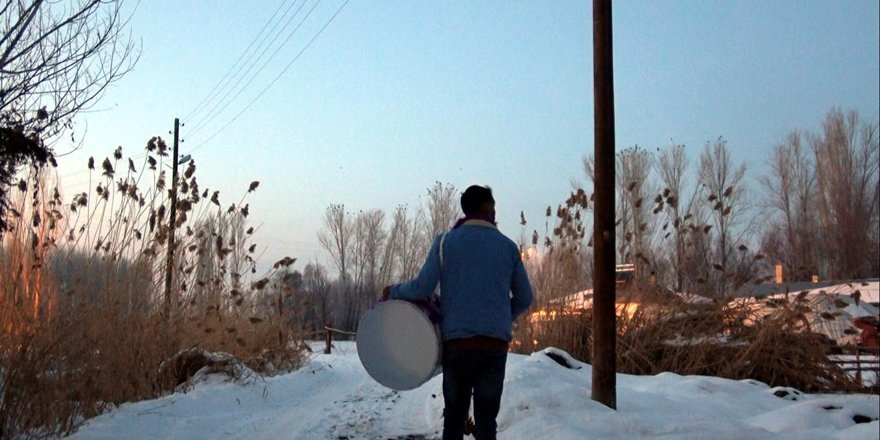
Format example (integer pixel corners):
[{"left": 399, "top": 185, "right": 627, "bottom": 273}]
[
  {"left": 513, "top": 291, "right": 862, "bottom": 393},
  {"left": 0, "top": 145, "right": 304, "bottom": 438}
]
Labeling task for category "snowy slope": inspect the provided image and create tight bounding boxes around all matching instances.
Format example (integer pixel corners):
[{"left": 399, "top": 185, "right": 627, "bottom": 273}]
[{"left": 68, "top": 342, "right": 879, "bottom": 440}]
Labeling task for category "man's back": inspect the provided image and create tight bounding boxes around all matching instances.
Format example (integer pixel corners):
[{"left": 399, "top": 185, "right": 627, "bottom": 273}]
[
  {"left": 392, "top": 218, "right": 532, "bottom": 342},
  {"left": 385, "top": 184, "right": 534, "bottom": 440},
  {"left": 438, "top": 220, "right": 532, "bottom": 341}
]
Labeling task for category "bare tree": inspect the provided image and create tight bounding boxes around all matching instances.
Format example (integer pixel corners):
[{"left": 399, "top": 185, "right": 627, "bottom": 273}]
[
  {"left": 301, "top": 262, "right": 331, "bottom": 331},
  {"left": 760, "top": 131, "right": 819, "bottom": 281},
  {"left": 316, "top": 204, "right": 356, "bottom": 330},
  {"left": 615, "top": 146, "right": 656, "bottom": 275},
  {"left": 422, "top": 181, "right": 459, "bottom": 241},
  {"left": 1, "top": 1, "right": 138, "bottom": 230},
  {"left": 1, "top": 0, "right": 137, "bottom": 139},
  {"left": 388, "top": 205, "right": 424, "bottom": 280},
  {"left": 349, "top": 214, "right": 366, "bottom": 292},
  {"left": 583, "top": 148, "right": 657, "bottom": 286},
  {"left": 811, "top": 108, "right": 879, "bottom": 279},
  {"left": 349, "top": 209, "right": 387, "bottom": 323},
  {"left": 405, "top": 181, "right": 459, "bottom": 275},
  {"left": 315, "top": 185, "right": 459, "bottom": 330},
  {"left": 656, "top": 143, "right": 705, "bottom": 292},
  {"left": 317, "top": 204, "right": 353, "bottom": 284},
  {"left": 376, "top": 211, "right": 397, "bottom": 287},
  {"left": 698, "top": 138, "right": 748, "bottom": 296},
  {"left": 389, "top": 204, "right": 424, "bottom": 281},
  {"left": 318, "top": 207, "right": 393, "bottom": 330}
]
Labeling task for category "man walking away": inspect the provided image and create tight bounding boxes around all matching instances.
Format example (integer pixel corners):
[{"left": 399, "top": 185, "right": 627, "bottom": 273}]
[{"left": 384, "top": 185, "right": 534, "bottom": 440}]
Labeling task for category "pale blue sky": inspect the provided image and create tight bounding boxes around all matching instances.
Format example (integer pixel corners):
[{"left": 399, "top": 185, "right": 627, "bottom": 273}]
[{"left": 56, "top": 0, "right": 880, "bottom": 271}]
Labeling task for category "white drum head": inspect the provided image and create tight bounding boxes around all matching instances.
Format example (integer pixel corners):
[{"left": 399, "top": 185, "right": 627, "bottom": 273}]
[{"left": 357, "top": 300, "right": 442, "bottom": 390}]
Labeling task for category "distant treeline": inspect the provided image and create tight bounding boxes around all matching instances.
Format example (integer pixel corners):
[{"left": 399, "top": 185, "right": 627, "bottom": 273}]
[{"left": 278, "top": 108, "right": 877, "bottom": 333}]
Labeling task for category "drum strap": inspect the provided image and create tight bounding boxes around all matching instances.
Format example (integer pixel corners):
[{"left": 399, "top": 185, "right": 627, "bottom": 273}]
[{"left": 439, "top": 232, "right": 448, "bottom": 268}]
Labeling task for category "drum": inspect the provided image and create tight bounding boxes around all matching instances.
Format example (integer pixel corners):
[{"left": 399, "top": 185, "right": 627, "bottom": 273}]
[{"left": 357, "top": 299, "right": 442, "bottom": 390}]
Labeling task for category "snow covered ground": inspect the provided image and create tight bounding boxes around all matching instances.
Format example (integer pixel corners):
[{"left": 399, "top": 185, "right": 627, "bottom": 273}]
[{"left": 69, "top": 342, "right": 879, "bottom": 440}]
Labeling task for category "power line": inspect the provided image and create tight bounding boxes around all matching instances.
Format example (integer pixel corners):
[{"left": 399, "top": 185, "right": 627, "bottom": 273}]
[
  {"left": 183, "top": 0, "right": 294, "bottom": 122},
  {"left": 60, "top": 0, "right": 350, "bottom": 181},
  {"left": 63, "top": 0, "right": 303, "bottom": 181},
  {"left": 189, "top": 0, "right": 351, "bottom": 154},
  {"left": 185, "top": 0, "right": 308, "bottom": 134},
  {"left": 186, "top": 0, "right": 312, "bottom": 137}
]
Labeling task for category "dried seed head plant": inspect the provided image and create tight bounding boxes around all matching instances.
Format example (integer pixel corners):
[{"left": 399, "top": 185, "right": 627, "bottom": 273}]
[
  {"left": 513, "top": 149, "right": 863, "bottom": 395},
  {"left": 0, "top": 142, "right": 304, "bottom": 438}
]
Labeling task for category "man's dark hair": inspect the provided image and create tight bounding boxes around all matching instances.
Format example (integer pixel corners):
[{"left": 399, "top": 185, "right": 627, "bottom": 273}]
[{"left": 460, "top": 185, "right": 494, "bottom": 215}]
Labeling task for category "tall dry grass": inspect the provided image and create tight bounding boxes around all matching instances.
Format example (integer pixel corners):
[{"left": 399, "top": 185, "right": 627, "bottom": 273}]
[
  {"left": 513, "top": 289, "right": 862, "bottom": 393},
  {"left": 513, "top": 179, "right": 865, "bottom": 394},
  {"left": 0, "top": 143, "right": 304, "bottom": 438}
]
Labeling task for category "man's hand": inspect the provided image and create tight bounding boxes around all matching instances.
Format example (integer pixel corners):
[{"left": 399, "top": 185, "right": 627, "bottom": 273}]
[{"left": 381, "top": 285, "right": 392, "bottom": 302}]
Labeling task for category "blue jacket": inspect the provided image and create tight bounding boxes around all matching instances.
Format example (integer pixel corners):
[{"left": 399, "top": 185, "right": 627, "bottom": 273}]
[{"left": 391, "top": 220, "right": 534, "bottom": 342}]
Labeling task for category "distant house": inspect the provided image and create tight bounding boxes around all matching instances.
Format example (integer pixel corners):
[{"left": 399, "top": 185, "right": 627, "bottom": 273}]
[
  {"left": 735, "top": 279, "right": 879, "bottom": 346},
  {"left": 530, "top": 264, "right": 676, "bottom": 322},
  {"left": 530, "top": 271, "right": 879, "bottom": 348},
  {"left": 734, "top": 279, "right": 880, "bottom": 306}
]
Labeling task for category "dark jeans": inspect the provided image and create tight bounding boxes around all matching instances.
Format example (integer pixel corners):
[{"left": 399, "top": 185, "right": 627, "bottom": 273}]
[{"left": 442, "top": 348, "right": 508, "bottom": 440}]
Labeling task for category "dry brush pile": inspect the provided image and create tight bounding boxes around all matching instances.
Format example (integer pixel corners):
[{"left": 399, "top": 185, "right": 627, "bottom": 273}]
[
  {"left": 0, "top": 140, "right": 305, "bottom": 438},
  {"left": 513, "top": 290, "right": 863, "bottom": 394}
]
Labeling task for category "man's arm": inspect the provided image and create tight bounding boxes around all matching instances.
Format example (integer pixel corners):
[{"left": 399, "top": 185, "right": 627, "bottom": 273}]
[
  {"left": 390, "top": 234, "right": 442, "bottom": 302},
  {"left": 510, "top": 257, "right": 534, "bottom": 320}
]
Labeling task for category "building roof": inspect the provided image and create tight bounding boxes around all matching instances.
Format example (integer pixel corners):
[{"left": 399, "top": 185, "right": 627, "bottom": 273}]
[{"left": 733, "top": 278, "right": 879, "bottom": 304}]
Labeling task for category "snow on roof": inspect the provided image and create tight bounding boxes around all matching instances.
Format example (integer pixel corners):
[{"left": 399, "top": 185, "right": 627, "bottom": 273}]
[
  {"left": 745, "top": 281, "right": 880, "bottom": 344},
  {"left": 736, "top": 279, "right": 880, "bottom": 303}
]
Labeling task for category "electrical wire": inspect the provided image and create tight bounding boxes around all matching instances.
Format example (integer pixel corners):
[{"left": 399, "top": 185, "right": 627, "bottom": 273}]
[
  {"left": 189, "top": 0, "right": 351, "bottom": 154},
  {"left": 183, "top": 0, "right": 294, "bottom": 122},
  {"left": 185, "top": 0, "right": 311, "bottom": 137},
  {"left": 60, "top": 0, "right": 350, "bottom": 181}
]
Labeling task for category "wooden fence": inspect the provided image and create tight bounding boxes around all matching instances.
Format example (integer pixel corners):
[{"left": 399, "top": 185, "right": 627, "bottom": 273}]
[
  {"left": 323, "top": 326, "right": 356, "bottom": 354},
  {"left": 830, "top": 346, "right": 880, "bottom": 391}
]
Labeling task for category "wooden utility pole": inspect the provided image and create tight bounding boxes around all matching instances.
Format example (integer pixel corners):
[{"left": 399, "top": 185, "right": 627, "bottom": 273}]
[
  {"left": 163, "top": 118, "right": 180, "bottom": 316},
  {"left": 591, "top": 0, "right": 617, "bottom": 409}
]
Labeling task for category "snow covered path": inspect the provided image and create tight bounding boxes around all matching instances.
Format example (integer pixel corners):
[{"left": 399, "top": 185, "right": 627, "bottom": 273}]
[
  {"left": 69, "top": 343, "right": 445, "bottom": 439},
  {"left": 69, "top": 342, "right": 879, "bottom": 440}
]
